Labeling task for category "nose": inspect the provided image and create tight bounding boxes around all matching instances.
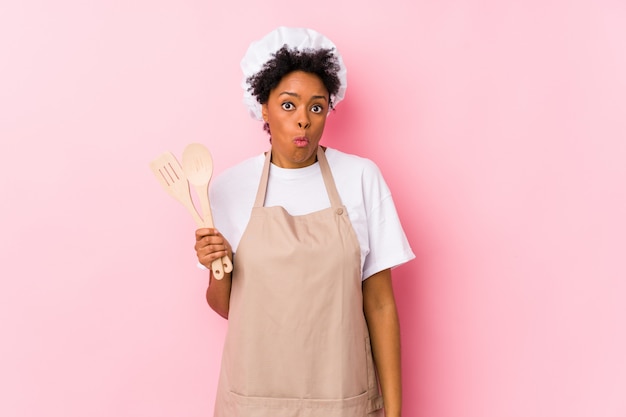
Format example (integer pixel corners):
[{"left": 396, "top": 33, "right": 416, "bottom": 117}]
[{"left": 297, "top": 109, "right": 310, "bottom": 129}]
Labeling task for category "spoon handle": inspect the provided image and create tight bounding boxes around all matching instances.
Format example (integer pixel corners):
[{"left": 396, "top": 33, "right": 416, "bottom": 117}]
[
  {"left": 193, "top": 183, "right": 213, "bottom": 227},
  {"left": 192, "top": 180, "right": 232, "bottom": 278},
  {"left": 192, "top": 183, "right": 225, "bottom": 278},
  {"left": 211, "top": 258, "right": 225, "bottom": 280},
  {"left": 222, "top": 256, "right": 233, "bottom": 273}
]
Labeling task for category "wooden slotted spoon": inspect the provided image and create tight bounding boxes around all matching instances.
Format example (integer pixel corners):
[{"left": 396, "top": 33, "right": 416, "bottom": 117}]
[
  {"left": 150, "top": 151, "right": 204, "bottom": 226},
  {"left": 181, "top": 143, "right": 233, "bottom": 279}
]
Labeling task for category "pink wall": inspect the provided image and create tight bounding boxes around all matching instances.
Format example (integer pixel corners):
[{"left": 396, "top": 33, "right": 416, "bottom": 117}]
[{"left": 1, "top": 1, "right": 625, "bottom": 416}]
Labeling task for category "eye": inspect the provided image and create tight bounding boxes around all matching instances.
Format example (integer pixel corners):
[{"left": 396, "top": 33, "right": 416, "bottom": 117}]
[
  {"left": 281, "top": 102, "right": 295, "bottom": 111},
  {"left": 311, "top": 104, "right": 324, "bottom": 114}
]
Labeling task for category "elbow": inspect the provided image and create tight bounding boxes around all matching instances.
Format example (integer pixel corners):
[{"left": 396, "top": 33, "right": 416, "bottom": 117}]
[
  {"left": 211, "top": 303, "right": 229, "bottom": 319},
  {"left": 206, "top": 287, "right": 229, "bottom": 319}
]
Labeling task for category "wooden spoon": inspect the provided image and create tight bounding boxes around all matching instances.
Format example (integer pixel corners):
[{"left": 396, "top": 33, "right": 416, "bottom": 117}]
[{"left": 181, "top": 143, "right": 233, "bottom": 279}]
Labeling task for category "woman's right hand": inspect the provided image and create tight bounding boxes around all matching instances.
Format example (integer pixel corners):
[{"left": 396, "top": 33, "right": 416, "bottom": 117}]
[
  {"left": 196, "top": 228, "right": 233, "bottom": 318},
  {"left": 194, "top": 228, "right": 232, "bottom": 270}
]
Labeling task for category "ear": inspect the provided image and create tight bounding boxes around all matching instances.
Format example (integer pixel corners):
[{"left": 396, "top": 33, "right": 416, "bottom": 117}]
[{"left": 261, "top": 103, "right": 268, "bottom": 122}]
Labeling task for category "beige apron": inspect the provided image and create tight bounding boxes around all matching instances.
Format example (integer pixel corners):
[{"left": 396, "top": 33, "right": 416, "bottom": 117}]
[{"left": 214, "top": 147, "right": 383, "bottom": 417}]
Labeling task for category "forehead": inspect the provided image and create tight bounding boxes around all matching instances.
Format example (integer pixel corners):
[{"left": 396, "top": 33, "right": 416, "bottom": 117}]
[{"left": 273, "top": 71, "right": 328, "bottom": 95}]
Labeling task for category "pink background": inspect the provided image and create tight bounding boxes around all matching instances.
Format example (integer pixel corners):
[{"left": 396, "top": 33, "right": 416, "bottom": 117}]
[{"left": 1, "top": 1, "right": 625, "bottom": 416}]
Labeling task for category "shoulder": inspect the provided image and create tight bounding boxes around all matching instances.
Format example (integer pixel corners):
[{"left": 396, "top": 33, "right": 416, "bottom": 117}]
[
  {"left": 325, "top": 148, "right": 389, "bottom": 192},
  {"left": 325, "top": 148, "right": 383, "bottom": 179},
  {"left": 212, "top": 153, "right": 265, "bottom": 193}
]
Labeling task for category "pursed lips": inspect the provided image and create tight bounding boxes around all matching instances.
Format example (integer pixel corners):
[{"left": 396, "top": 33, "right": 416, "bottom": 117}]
[{"left": 293, "top": 136, "right": 309, "bottom": 147}]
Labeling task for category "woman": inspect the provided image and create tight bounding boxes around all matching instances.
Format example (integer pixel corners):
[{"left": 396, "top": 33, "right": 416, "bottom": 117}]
[{"left": 194, "top": 27, "right": 414, "bottom": 417}]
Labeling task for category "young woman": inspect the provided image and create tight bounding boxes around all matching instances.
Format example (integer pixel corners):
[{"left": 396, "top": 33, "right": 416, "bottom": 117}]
[{"left": 194, "top": 27, "right": 414, "bottom": 417}]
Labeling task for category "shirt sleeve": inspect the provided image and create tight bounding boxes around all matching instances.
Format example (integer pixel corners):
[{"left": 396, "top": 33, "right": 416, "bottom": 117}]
[{"left": 361, "top": 162, "right": 415, "bottom": 279}]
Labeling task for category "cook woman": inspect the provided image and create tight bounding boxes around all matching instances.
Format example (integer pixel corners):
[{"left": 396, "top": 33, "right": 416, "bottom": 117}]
[{"left": 194, "top": 27, "right": 415, "bottom": 417}]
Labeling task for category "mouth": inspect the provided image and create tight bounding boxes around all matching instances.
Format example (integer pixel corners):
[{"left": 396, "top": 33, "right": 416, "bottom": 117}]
[{"left": 293, "top": 136, "right": 310, "bottom": 147}]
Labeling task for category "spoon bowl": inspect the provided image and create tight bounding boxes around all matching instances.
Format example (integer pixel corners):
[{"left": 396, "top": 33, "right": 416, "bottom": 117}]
[{"left": 182, "top": 143, "right": 215, "bottom": 226}]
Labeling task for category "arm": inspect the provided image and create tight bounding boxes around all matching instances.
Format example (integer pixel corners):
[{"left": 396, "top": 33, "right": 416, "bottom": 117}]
[
  {"left": 363, "top": 268, "right": 402, "bottom": 417},
  {"left": 195, "top": 228, "right": 233, "bottom": 319}
]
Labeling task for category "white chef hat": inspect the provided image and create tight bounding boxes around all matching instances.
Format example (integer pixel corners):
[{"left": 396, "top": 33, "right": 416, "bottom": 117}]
[{"left": 240, "top": 26, "right": 348, "bottom": 121}]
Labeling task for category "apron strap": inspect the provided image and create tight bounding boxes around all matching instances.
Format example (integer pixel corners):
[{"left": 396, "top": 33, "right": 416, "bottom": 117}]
[
  {"left": 253, "top": 147, "right": 343, "bottom": 208},
  {"left": 316, "top": 146, "right": 343, "bottom": 208},
  {"left": 253, "top": 151, "right": 272, "bottom": 208}
]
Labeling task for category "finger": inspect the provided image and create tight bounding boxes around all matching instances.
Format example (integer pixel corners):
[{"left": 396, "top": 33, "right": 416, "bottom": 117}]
[
  {"left": 200, "top": 235, "right": 225, "bottom": 247},
  {"left": 198, "top": 241, "right": 228, "bottom": 254},
  {"left": 195, "top": 228, "right": 210, "bottom": 240},
  {"left": 196, "top": 234, "right": 219, "bottom": 250},
  {"left": 195, "top": 227, "right": 220, "bottom": 240},
  {"left": 198, "top": 247, "right": 229, "bottom": 264}
]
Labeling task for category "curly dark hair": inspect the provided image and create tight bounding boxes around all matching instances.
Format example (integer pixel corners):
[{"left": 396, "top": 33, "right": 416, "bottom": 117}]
[{"left": 247, "top": 46, "right": 342, "bottom": 135}]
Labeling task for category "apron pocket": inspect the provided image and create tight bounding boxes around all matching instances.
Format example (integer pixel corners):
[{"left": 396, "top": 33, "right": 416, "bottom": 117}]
[{"left": 227, "top": 390, "right": 369, "bottom": 417}]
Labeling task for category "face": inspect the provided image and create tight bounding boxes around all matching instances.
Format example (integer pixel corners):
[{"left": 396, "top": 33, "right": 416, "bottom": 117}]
[{"left": 262, "top": 70, "right": 329, "bottom": 168}]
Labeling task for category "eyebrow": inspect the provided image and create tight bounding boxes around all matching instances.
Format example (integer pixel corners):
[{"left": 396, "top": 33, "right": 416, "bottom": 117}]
[{"left": 278, "top": 91, "right": 328, "bottom": 101}]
